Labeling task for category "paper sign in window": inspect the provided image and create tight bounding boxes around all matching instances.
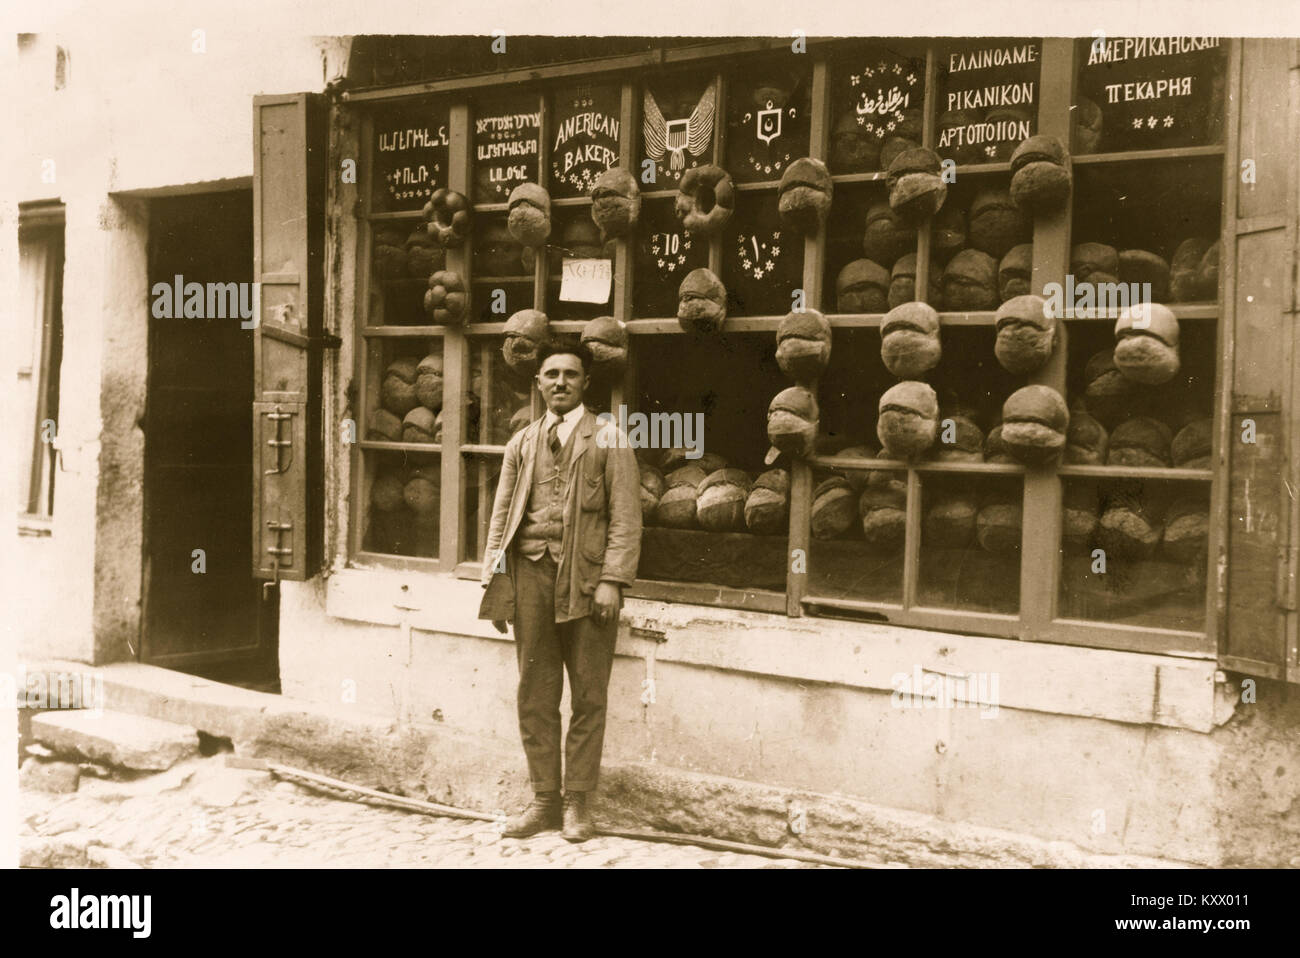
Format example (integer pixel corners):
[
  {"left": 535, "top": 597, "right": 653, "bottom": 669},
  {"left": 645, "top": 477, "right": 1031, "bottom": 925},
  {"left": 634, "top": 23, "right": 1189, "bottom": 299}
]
[{"left": 559, "top": 257, "right": 612, "bottom": 304}]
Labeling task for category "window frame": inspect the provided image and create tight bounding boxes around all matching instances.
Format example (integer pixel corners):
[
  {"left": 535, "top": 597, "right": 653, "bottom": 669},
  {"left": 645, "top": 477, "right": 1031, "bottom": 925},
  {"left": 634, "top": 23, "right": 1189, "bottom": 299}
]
[
  {"left": 17, "top": 201, "right": 66, "bottom": 526},
  {"left": 347, "top": 36, "right": 1236, "bottom": 657}
]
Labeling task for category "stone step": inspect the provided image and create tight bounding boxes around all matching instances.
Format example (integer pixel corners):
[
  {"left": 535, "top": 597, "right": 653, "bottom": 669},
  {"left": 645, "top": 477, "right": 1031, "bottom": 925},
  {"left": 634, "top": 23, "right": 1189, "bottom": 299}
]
[{"left": 31, "top": 709, "right": 200, "bottom": 772}]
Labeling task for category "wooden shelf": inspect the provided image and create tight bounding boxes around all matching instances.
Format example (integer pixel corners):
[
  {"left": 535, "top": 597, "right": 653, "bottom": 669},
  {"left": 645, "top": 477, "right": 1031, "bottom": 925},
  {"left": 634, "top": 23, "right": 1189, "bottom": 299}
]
[
  {"left": 1057, "top": 465, "right": 1213, "bottom": 481},
  {"left": 810, "top": 455, "right": 1025, "bottom": 476},
  {"left": 1072, "top": 144, "right": 1225, "bottom": 167},
  {"left": 358, "top": 440, "right": 442, "bottom": 453},
  {"left": 362, "top": 325, "right": 446, "bottom": 337},
  {"left": 367, "top": 210, "right": 425, "bottom": 222}
]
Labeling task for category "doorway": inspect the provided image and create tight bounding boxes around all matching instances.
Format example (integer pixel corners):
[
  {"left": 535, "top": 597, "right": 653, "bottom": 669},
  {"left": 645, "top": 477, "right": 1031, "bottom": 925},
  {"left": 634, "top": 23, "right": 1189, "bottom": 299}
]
[{"left": 141, "top": 190, "right": 278, "bottom": 691}]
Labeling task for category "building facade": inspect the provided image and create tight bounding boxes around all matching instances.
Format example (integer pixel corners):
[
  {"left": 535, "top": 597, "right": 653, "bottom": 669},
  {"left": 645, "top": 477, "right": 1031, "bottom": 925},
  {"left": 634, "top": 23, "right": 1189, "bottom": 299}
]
[{"left": 11, "top": 32, "right": 1300, "bottom": 865}]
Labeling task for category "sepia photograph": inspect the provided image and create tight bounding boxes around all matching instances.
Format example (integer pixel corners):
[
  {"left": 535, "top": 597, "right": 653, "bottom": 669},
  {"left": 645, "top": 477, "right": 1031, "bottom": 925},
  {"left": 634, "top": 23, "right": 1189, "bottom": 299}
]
[{"left": 2, "top": 0, "right": 1295, "bottom": 935}]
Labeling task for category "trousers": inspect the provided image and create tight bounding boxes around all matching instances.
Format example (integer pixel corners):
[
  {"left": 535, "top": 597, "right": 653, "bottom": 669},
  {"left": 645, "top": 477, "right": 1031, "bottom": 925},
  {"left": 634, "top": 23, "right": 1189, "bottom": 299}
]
[{"left": 510, "top": 549, "right": 616, "bottom": 792}]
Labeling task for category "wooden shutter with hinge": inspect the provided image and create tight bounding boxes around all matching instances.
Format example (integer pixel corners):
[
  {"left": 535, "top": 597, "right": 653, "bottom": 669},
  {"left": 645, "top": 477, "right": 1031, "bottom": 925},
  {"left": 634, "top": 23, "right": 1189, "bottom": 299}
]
[
  {"left": 1219, "top": 40, "right": 1300, "bottom": 681},
  {"left": 252, "top": 93, "right": 329, "bottom": 583}
]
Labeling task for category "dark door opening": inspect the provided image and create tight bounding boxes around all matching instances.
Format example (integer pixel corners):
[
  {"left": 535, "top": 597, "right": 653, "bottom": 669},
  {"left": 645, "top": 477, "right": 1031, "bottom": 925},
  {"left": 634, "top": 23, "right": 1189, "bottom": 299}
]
[{"left": 142, "top": 190, "right": 278, "bottom": 691}]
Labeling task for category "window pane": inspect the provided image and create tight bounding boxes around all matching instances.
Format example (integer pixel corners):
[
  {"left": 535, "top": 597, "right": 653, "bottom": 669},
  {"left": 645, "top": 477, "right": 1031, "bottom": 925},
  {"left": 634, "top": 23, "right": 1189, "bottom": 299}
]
[
  {"left": 1073, "top": 37, "right": 1226, "bottom": 155},
  {"left": 370, "top": 103, "right": 450, "bottom": 214},
  {"left": 467, "top": 336, "right": 534, "bottom": 447},
  {"left": 472, "top": 212, "right": 536, "bottom": 323},
  {"left": 723, "top": 193, "right": 803, "bottom": 317},
  {"left": 633, "top": 199, "right": 707, "bottom": 319},
  {"left": 936, "top": 39, "right": 1041, "bottom": 165},
  {"left": 633, "top": 333, "right": 788, "bottom": 591},
  {"left": 544, "top": 208, "right": 614, "bottom": 321},
  {"left": 640, "top": 75, "right": 717, "bottom": 188},
  {"left": 1058, "top": 477, "right": 1209, "bottom": 631},
  {"left": 462, "top": 453, "right": 503, "bottom": 564},
  {"left": 827, "top": 46, "right": 926, "bottom": 176},
  {"left": 362, "top": 450, "right": 440, "bottom": 558},
  {"left": 472, "top": 91, "right": 541, "bottom": 204},
  {"left": 919, "top": 475, "right": 1022, "bottom": 614},
  {"left": 369, "top": 218, "right": 442, "bottom": 326},
  {"left": 723, "top": 59, "right": 811, "bottom": 184},
  {"left": 547, "top": 82, "right": 623, "bottom": 199}
]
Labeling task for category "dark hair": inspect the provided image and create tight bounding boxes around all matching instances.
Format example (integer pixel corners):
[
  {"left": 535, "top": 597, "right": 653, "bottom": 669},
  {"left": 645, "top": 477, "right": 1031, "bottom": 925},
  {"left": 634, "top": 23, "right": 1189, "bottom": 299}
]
[{"left": 536, "top": 340, "right": 593, "bottom": 374}]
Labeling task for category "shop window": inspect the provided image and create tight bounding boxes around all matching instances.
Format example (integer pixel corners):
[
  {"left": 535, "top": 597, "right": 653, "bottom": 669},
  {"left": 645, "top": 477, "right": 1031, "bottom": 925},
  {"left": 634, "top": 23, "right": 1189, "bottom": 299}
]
[
  {"left": 472, "top": 91, "right": 541, "bottom": 204},
  {"left": 370, "top": 103, "right": 450, "bottom": 214},
  {"left": 547, "top": 82, "right": 623, "bottom": 199},
  {"left": 826, "top": 46, "right": 926, "bottom": 176},
  {"left": 640, "top": 76, "right": 717, "bottom": 188},
  {"left": 936, "top": 39, "right": 1041, "bottom": 165},
  {"left": 633, "top": 199, "right": 707, "bottom": 319},
  {"left": 723, "top": 193, "right": 803, "bottom": 317},
  {"left": 17, "top": 205, "right": 65, "bottom": 522},
  {"left": 723, "top": 60, "right": 811, "bottom": 184}
]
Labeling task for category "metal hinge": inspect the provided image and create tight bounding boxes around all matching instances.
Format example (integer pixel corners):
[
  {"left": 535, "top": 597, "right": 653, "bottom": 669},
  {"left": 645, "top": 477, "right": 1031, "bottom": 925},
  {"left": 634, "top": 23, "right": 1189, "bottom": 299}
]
[{"left": 1278, "top": 545, "right": 1298, "bottom": 611}]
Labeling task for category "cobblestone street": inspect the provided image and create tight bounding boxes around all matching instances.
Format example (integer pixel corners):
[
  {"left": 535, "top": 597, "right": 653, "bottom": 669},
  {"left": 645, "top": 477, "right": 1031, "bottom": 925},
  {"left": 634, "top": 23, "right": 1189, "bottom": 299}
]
[{"left": 19, "top": 756, "right": 832, "bottom": 869}]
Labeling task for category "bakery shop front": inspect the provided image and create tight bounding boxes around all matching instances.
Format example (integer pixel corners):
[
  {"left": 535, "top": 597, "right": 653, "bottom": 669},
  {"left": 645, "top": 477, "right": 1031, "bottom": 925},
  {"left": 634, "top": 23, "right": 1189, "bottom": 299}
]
[{"left": 254, "top": 36, "right": 1300, "bottom": 865}]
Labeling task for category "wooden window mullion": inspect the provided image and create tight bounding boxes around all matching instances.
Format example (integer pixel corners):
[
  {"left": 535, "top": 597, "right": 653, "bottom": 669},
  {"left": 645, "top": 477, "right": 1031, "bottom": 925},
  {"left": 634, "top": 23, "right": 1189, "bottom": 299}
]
[
  {"left": 350, "top": 110, "right": 376, "bottom": 561},
  {"left": 440, "top": 100, "right": 472, "bottom": 569},
  {"left": 612, "top": 80, "right": 638, "bottom": 414},
  {"left": 1018, "top": 37, "right": 1076, "bottom": 636}
]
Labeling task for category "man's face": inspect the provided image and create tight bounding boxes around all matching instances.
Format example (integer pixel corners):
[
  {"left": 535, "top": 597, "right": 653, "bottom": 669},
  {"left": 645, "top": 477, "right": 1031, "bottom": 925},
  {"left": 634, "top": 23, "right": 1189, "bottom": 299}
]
[{"left": 536, "top": 352, "right": 588, "bottom": 415}]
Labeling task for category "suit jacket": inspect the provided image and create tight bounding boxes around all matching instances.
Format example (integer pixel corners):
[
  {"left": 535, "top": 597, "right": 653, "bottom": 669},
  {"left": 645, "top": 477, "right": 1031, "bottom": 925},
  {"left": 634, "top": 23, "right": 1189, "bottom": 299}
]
[{"left": 480, "top": 407, "right": 642, "bottom": 622}]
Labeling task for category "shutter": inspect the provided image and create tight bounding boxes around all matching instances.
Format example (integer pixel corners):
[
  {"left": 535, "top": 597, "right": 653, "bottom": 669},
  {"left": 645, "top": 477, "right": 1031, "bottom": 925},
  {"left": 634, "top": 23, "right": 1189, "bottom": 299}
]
[
  {"left": 252, "top": 93, "right": 328, "bottom": 582},
  {"left": 1219, "top": 40, "right": 1300, "bottom": 681}
]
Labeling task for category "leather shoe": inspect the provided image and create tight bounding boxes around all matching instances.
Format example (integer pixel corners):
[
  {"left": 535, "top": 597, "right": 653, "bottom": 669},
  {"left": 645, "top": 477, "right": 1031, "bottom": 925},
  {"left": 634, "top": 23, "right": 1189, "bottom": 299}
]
[
  {"left": 562, "top": 791, "right": 596, "bottom": 843},
  {"left": 502, "top": 794, "right": 562, "bottom": 838}
]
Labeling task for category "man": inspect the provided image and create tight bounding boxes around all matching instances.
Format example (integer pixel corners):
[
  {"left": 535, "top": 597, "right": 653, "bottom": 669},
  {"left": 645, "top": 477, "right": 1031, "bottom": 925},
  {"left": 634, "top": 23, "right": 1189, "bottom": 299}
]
[{"left": 479, "top": 342, "right": 642, "bottom": 842}]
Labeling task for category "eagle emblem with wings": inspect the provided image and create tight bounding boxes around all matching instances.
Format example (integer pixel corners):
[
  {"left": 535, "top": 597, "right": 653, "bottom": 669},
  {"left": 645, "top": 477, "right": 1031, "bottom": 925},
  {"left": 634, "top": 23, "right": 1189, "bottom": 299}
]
[{"left": 643, "top": 83, "right": 717, "bottom": 177}]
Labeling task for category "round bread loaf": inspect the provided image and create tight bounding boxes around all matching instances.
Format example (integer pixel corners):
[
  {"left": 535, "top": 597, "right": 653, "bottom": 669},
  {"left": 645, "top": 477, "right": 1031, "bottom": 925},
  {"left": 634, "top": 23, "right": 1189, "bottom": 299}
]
[
  {"left": 1062, "top": 484, "right": 1099, "bottom": 551},
  {"left": 1162, "top": 497, "right": 1209, "bottom": 564},
  {"left": 657, "top": 465, "right": 707, "bottom": 528},
  {"left": 1001, "top": 385, "right": 1069, "bottom": 464},
  {"left": 373, "top": 228, "right": 408, "bottom": 279},
  {"left": 880, "top": 302, "right": 942, "bottom": 379},
  {"left": 678, "top": 268, "right": 728, "bottom": 334},
  {"left": 932, "top": 412, "right": 985, "bottom": 462},
  {"left": 1170, "top": 238, "right": 1214, "bottom": 301},
  {"left": 776, "top": 309, "right": 833, "bottom": 382},
  {"left": 888, "top": 253, "right": 944, "bottom": 310},
  {"left": 941, "top": 249, "right": 999, "bottom": 311},
  {"left": 697, "top": 468, "right": 753, "bottom": 532},
  {"left": 507, "top": 183, "right": 552, "bottom": 247},
  {"left": 590, "top": 167, "right": 641, "bottom": 240},
  {"left": 745, "top": 469, "right": 790, "bottom": 535},
  {"left": 381, "top": 357, "right": 421, "bottom": 417},
  {"left": 859, "top": 475, "right": 907, "bottom": 551},
  {"left": 968, "top": 189, "right": 1032, "bottom": 260},
  {"left": 660, "top": 450, "right": 728, "bottom": 475},
  {"left": 1107, "top": 417, "right": 1172, "bottom": 467},
  {"left": 837, "top": 259, "right": 891, "bottom": 314},
  {"left": 937, "top": 109, "right": 984, "bottom": 165},
  {"left": 1065, "top": 411, "right": 1109, "bottom": 465},
  {"left": 1118, "top": 249, "right": 1171, "bottom": 302},
  {"left": 414, "top": 353, "right": 444, "bottom": 411},
  {"left": 983, "top": 424, "right": 1015, "bottom": 464},
  {"left": 812, "top": 476, "right": 858, "bottom": 540},
  {"left": 581, "top": 316, "right": 629, "bottom": 383},
  {"left": 403, "top": 466, "right": 441, "bottom": 515},
  {"left": 976, "top": 498, "right": 1022, "bottom": 554},
  {"left": 932, "top": 202, "right": 967, "bottom": 265},
  {"left": 880, "top": 134, "right": 919, "bottom": 172},
  {"left": 1196, "top": 241, "right": 1220, "bottom": 299},
  {"left": 778, "top": 157, "right": 834, "bottom": 234},
  {"left": 1009, "top": 135, "right": 1072, "bottom": 213},
  {"left": 877, "top": 381, "right": 939, "bottom": 460},
  {"left": 887, "top": 147, "right": 947, "bottom": 223},
  {"left": 405, "top": 228, "right": 444, "bottom": 280},
  {"left": 1070, "top": 242, "right": 1120, "bottom": 288},
  {"left": 402, "top": 406, "right": 437, "bottom": 443},
  {"left": 1072, "top": 96, "right": 1103, "bottom": 154},
  {"left": 424, "top": 270, "right": 467, "bottom": 325},
  {"left": 830, "top": 111, "right": 883, "bottom": 170},
  {"left": 501, "top": 309, "right": 550, "bottom": 376},
  {"left": 476, "top": 219, "right": 524, "bottom": 276},
  {"left": 639, "top": 463, "right": 666, "bottom": 524},
  {"left": 1083, "top": 349, "right": 1143, "bottom": 429},
  {"left": 998, "top": 244, "right": 1033, "bottom": 303},
  {"left": 1097, "top": 488, "right": 1163, "bottom": 560},
  {"left": 1172, "top": 419, "right": 1213, "bottom": 469},
  {"left": 833, "top": 444, "right": 878, "bottom": 492},
  {"left": 367, "top": 408, "right": 403, "bottom": 442},
  {"left": 1113, "top": 302, "right": 1180, "bottom": 385},
  {"left": 924, "top": 492, "right": 978, "bottom": 549},
  {"left": 423, "top": 188, "right": 472, "bottom": 248},
  {"left": 767, "top": 386, "right": 819, "bottom": 461},
  {"left": 994, "top": 294, "right": 1057, "bottom": 374},
  {"left": 862, "top": 202, "right": 917, "bottom": 268},
  {"left": 509, "top": 405, "right": 533, "bottom": 437},
  {"left": 371, "top": 470, "right": 407, "bottom": 512}
]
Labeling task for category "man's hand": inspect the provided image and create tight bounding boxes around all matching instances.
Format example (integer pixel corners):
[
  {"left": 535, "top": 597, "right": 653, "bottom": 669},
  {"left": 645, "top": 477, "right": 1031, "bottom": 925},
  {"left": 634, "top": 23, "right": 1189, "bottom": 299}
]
[
  {"left": 592, "top": 581, "right": 621, "bottom": 628},
  {"left": 492, "top": 620, "right": 509, "bottom": 635}
]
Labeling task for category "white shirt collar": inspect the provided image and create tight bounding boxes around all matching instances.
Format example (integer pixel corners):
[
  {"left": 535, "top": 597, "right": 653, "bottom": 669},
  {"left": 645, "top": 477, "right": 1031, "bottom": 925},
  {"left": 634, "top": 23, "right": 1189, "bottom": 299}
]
[{"left": 546, "top": 404, "right": 585, "bottom": 428}]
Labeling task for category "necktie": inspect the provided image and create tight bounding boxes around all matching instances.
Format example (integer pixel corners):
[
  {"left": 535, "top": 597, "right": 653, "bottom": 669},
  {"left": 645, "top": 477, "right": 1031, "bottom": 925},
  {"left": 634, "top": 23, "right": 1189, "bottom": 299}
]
[{"left": 548, "top": 418, "right": 562, "bottom": 459}]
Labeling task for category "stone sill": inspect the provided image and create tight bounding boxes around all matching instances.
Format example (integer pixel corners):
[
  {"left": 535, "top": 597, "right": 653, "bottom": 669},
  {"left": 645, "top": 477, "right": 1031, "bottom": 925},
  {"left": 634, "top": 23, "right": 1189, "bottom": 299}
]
[{"left": 320, "top": 566, "right": 1232, "bottom": 734}]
